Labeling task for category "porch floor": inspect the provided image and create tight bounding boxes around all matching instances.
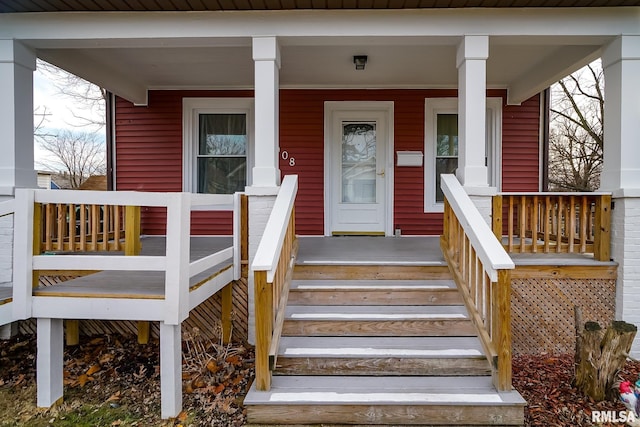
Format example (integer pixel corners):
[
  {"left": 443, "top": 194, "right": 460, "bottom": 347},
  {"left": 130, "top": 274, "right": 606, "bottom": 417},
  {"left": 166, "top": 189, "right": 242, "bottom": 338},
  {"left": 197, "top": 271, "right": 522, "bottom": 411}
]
[{"left": 297, "top": 236, "right": 616, "bottom": 267}]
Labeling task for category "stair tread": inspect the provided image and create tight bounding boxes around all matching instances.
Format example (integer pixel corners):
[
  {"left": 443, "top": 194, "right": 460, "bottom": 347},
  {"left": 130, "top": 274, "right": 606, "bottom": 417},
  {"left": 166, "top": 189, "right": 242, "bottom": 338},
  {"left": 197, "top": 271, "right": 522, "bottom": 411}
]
[
  {"left": 278, "top": 336, "right": 485, "bottom": 358},
  {"left": 285, "top": 305, "right": 469, "bottom": 320},
  {"left": 291, "top": 279, "right": 457, "bottom": 290},
  {"left": 245, "top": 376, "right": 526, "bottom": 406}
]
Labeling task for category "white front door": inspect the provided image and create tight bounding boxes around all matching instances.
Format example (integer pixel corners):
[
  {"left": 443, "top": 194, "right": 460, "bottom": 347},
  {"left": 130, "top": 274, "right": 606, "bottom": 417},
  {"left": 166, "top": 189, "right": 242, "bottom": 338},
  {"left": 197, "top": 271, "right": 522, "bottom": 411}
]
[{"left": 325, "top": 105, "right": 392, "bottom": 235}]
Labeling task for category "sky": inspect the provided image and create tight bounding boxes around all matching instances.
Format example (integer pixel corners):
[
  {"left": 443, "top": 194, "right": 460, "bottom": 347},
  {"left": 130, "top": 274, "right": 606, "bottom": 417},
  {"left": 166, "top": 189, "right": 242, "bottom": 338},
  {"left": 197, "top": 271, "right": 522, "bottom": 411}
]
[{"left": 32, "top": 63, "right": 106, "bottom": 169}]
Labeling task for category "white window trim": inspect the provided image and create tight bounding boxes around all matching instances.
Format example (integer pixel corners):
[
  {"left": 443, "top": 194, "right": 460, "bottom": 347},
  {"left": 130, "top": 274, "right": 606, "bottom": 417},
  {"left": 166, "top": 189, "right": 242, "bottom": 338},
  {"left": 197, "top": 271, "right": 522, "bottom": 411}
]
[
  {"left": 182, "top": 98, "right": 255, "bottom": 193},
  {"left": 424, "top": 97, "right": 502, "bottom": 213}
]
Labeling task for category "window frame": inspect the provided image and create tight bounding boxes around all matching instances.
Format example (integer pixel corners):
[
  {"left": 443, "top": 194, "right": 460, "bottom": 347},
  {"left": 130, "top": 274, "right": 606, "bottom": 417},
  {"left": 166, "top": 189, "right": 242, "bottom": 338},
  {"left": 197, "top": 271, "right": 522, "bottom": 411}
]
[
  {"left": 182, "top": 98, "right": 254, "bottom": 193},
  {"left": 424, "top": 97, "right": 502, "bottom": 213}
]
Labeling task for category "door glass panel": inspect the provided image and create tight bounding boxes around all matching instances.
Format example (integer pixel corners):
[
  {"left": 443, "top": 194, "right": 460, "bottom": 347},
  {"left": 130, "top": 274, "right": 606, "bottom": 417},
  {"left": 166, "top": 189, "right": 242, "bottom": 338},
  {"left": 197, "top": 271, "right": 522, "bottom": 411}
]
[
  {"left": 435, "top": 114, "right": 458, "bottom": 202},
  {"left": 341, "top": 122, "right": 376, "bottom": 204}
]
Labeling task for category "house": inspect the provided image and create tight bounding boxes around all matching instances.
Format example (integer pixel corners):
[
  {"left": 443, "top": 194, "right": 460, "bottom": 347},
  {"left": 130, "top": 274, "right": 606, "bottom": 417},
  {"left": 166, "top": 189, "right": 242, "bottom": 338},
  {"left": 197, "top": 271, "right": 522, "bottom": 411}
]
[
  {"left": 0, "top": 2, "right": 639, "bottom": 425},
  {"left": 36, "top": 171, "right": 60, "bottom": 190}
]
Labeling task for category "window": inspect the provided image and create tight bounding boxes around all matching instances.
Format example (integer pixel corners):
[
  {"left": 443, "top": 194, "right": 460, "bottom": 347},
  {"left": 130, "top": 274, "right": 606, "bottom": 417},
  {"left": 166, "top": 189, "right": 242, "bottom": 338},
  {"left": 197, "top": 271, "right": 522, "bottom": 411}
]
[
  {"left": 183, "top": 98, "right": 254, "bottom": 194},
  {"left": 424, "top": 97, "right": 502, "bottom": 212}
]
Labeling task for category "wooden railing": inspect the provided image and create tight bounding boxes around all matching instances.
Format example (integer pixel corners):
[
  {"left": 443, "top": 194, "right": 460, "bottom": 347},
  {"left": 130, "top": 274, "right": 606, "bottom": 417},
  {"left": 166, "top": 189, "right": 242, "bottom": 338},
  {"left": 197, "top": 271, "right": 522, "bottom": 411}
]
[
  {"left": 37, "top": 202, "right": 140, "bottom": 254},
  {"left": 440, "top": 174, "right": 515, "bottom": 391},
  {"left": 493, "top": 192, "right": 611, "bottom": 261},
  {"left": 252, "top": 175, "right": 298, "bottom": 391}
]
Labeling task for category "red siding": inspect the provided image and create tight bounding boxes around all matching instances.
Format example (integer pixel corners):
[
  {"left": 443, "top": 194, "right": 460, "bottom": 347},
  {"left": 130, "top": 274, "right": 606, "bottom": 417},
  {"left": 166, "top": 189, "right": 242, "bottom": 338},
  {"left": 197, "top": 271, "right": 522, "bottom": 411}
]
[
  {"left": 115, "top": 89, "right": 541, "bottom": 236},
  {"left": 502, "top": 95, "right": 541, "bottom": 192},
  {"left": 115, "top": 90, "right": 252, "bottom": 235}
]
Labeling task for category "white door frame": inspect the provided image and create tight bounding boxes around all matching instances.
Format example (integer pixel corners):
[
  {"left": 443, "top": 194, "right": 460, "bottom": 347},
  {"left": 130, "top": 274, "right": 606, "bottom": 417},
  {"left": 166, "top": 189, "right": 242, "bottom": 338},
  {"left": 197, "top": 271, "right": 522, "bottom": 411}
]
[{"left": 323, "top": 101, "right": 394, "bottom": 237}]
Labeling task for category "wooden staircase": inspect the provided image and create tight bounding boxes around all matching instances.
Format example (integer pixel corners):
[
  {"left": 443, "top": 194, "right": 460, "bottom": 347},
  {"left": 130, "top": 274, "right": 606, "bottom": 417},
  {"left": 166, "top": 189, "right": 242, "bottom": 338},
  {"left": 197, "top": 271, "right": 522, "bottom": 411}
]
[{"left": 245, "top": 264, "right": 526, "bottom": 426}]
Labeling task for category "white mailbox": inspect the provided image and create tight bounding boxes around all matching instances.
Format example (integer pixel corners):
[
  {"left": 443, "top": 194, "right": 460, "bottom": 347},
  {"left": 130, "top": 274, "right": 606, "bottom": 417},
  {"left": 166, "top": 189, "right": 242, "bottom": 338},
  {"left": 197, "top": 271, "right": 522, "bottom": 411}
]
[{"left": 396, "top": 151, "right": 423, "bottom": 167}]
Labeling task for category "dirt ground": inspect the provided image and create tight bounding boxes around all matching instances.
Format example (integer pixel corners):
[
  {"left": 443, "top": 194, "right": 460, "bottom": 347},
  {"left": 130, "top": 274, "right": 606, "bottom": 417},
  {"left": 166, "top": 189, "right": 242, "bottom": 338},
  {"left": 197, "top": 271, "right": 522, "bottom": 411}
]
[{"left": 1, "top": 333, "right": 639, "bottom": 426}]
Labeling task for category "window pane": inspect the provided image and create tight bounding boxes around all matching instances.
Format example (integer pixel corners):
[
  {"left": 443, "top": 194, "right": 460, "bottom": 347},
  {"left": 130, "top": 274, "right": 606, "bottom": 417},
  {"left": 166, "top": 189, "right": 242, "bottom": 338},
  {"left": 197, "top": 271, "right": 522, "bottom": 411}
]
[
  {"left": 341, "top": 122, "right": 376, "bottom": 204},
  {"left": 436, "top": 114, "right": 458, "bottom": 156},
  {"left": 199, "top": 114, "right": 247, "bottom": 156},
  {"left": 198, "top": 157, "right": 246, "bottom": 194},
  {"left": 436, "top": 158, "right": 458, "bottom": 202}
]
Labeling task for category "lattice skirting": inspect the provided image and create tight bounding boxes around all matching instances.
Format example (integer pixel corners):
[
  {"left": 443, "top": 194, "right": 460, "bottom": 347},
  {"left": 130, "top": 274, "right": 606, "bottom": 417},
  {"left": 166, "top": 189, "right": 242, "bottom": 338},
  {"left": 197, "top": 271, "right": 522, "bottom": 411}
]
[
  {"left": 511, "top": 277, "right": 615, "bottom": 355},
  {"left": 19, "top": 276, "right": 249, "bottom": 344}
]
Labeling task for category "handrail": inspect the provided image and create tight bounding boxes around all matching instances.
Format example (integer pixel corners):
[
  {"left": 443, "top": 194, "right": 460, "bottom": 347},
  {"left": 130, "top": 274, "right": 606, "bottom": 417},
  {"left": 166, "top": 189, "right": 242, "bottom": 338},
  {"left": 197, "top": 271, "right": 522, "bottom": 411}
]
[
  {"left": 493, "top": 192, "right": 611, "bottom": 261},
  {"left": 440, "top": 174, "right": 514, "bottom": 391},
  {"left": 252, "top": 175, "right": 299, "bottom": 392},
  {"left": 252, "top": 175, "right": 298, "bottom": 282},
  {"left": 13, "top": 189, "right": 242, "bottom": 329}
]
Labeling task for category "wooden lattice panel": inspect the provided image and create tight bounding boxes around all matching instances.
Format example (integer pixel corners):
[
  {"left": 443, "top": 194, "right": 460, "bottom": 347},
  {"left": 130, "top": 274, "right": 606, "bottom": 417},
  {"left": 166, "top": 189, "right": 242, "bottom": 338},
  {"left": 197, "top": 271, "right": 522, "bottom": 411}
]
[
  {"left": 20, "top": 276, "right": 249, "bottom": 344},
  {"left": 511, "top": 277, "right": 615, "bottom": 355}
]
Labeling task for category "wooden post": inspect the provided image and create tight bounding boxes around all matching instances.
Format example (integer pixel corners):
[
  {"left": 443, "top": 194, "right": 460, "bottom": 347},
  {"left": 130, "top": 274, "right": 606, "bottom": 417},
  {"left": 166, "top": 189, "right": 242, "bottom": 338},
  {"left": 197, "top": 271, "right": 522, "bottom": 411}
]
[
  {"left": 159, "top": 322, "right": 182, "bottom": 419},
  {"left": 32, "top": 203, "right": 42, "bottom": 288},
  {"left": 594, "top": 194, "right": 611, "bottom": 262},
  {"left": 65, "top": 320, "right": 80, "bottom": 346},
  {"left": 37, "top": 318, "right": 64, "bottom": 408},
  {"left": 492, "top": 195, "right": 502, "bottom": 242},
  {"left": 221, "top": 282, "right": 233, "bottom": 344},
  {"left": 441, "top": 198, "right": 450, "bottom": 249},
  {"left": 125, "top": 206, "right": 148, "bottom": 343},
  {"left": 493, "top": 269, "right": 512, "bottom": 391},
  {"left": 125, "top": 205, "right": 141, "bottom": 256},
  {"left": 254, "top": 270, "right": 273, "bottom": 391}
]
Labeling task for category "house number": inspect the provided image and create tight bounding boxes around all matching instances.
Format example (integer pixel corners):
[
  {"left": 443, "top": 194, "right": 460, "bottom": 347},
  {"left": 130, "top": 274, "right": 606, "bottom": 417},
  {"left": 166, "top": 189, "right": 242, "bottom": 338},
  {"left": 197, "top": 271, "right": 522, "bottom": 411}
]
[{"left": 281, "top": 151, "right": 295, "bottom": 167}]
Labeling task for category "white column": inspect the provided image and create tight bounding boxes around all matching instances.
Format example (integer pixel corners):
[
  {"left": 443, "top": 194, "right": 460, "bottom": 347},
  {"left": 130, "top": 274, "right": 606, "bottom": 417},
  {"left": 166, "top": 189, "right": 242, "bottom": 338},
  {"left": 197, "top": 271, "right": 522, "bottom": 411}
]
[
  {"left": 456, "top": 35, "right": 489, "bottom": 189},
  {"left": 159, "top": 322, "right": 182, "bottom": 419},
  {"left": 37, "top": 317, "right": 64, "bottom": 408},
  {"left": 599, "top": 35, "right": 640, "bottom": 356},
  {"left": 251, "top": 36, "right": 281, "bottom": 188},
  {"left": 0, "top": 39, "right": 37, "bottom": 195}
]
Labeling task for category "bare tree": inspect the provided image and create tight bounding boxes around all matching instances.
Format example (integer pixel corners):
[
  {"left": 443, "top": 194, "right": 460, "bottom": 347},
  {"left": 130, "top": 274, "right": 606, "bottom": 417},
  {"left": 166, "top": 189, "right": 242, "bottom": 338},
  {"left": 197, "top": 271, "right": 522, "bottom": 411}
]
[
  {"left": 37, "top": 130, "right": 105, "bottom": 189},
  {"left": 548, "top": 61, "right": 604, "bottom": 192},
  {"left": 36, "top": 59, "right": 106, "bottom": 130}
]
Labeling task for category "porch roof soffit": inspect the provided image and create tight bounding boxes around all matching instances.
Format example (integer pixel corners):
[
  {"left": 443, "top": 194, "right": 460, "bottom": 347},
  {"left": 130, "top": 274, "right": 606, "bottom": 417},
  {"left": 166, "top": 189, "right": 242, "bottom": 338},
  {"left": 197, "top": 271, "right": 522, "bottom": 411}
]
[
  {"left": 1, "top": 0, "right": 638, "bottom": 12},
  {"left": 1, "top": 9, "right": 636, "bottom": 104}
]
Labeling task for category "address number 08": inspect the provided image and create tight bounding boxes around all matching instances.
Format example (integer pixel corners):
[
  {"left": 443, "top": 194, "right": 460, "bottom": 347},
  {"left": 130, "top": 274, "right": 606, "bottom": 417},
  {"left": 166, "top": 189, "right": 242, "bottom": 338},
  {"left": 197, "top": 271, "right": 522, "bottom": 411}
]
[{"left": 281, "top": 150, "right": 295, "bottom": 167}]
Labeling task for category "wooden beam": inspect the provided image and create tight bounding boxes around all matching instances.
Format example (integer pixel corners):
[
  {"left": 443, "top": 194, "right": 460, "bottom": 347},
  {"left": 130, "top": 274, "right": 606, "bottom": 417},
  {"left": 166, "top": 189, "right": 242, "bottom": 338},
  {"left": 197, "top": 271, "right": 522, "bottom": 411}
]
[
  {"left": 491, "top": 195, "right": 502, "bottom": 241},
  {"left": 33, "top": 203, "right": 42, "bottom": 288},
  {"left": 137, "top": 321, "right": 150, "bottom": 345},
  {"left": 493, "top": 269, "right": 512, "bottom": 391},
  {"left": 221, "top": 282, "right": 233, "bottom": 344},
  {"left": 125, "top": 205, "right": 141, "bottom": 256},
  {"left": 65, "top": 320, "right": 79, "bottom": 346}
]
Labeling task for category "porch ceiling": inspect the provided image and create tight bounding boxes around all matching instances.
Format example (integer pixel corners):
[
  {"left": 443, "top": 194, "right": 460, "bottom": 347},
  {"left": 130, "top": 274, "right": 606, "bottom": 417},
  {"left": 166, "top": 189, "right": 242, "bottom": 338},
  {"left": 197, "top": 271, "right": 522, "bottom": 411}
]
[{"left": 3, "top": 8, "right": 634, "bottom": 105}]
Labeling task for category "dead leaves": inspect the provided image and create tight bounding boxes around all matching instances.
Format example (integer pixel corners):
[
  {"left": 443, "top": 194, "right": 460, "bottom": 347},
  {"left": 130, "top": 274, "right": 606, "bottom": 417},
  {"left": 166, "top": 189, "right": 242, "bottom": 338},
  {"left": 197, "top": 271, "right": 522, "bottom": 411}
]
[{"left": 513, "top": 353, "right": 640, "bottom": 427}]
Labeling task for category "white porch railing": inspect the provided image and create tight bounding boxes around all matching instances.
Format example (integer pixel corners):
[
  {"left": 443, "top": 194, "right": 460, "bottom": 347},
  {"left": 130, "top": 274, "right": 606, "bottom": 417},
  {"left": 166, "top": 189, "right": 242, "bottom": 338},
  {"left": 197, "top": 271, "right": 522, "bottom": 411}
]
[
  {"left": 11, "top": 188, "right": 245, "bottom": 419},
  {"left": 252, "top": 175, "right": 298, "bottom": 391},
  {"left": 440, "top": 174, "right": 515, "bottom": 391},
  {"left": 0, "top": 198, "right": 15, "bottom": 326}
]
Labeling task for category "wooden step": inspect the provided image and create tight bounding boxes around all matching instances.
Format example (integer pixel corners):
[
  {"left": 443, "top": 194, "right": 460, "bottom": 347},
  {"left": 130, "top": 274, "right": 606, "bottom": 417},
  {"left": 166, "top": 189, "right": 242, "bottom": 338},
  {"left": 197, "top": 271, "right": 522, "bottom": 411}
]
[
  {"left": 282, "top": 305, "right": 476, "bottom": 337},
  {"left": 293, "top": 264, "right": 452, "bottom": 281},
  {"left": 274, "top": 336, "right": 491, "bottom": 376},
  {"left": 245, "top": 375, "right": 526, "bottom": 425},
  {"left": 288, "top": 279, "right": 463, "bottom": 306}
]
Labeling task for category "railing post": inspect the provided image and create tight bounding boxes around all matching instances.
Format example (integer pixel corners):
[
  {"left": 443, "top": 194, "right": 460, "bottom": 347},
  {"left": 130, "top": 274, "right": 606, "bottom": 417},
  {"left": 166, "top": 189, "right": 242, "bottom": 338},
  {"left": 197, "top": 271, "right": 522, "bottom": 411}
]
[
  {"left": 493, "top": 269, "right": 512, "bottom": 391},
  {"left": 125, "top": 205, "right": 141, "bottom": 256},
  {"left": 254, "top": 270, "right": 272, "bottom": 391},
  {"left": 491, "top": 195, "right": 502, "bottom": 243},
  {"left": 594, "top": 194, "right": 611, "bottom": 262},
  {"left": 441, "top": 198, "right": 450, "bottom": 249}
]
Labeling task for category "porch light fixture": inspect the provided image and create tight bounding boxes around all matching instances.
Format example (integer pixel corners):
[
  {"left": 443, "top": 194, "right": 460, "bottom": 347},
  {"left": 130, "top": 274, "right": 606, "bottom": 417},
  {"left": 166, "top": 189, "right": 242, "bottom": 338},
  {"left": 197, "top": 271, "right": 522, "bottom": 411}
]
[{"left": 353, "top": 55, "right": 367, "bottom": 70}]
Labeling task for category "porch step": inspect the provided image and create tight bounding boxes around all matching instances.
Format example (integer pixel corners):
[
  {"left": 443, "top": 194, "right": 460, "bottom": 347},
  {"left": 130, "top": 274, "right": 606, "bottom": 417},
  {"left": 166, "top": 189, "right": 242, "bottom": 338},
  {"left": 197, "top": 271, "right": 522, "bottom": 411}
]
[
  {"left": 288, "top": 279, "right": 463, "bottom": 305},
  {"left": 274, "top": 336, "right": 492, "bottom": 376},
  {"left": 293, "top": 264, "right": 452, "bottom": 281},
  {"left": 282, "top": 304, "right": 476, "bottom": 337},
  {"left": 245, "top": 375, "right": 526, "bottom": 425}
]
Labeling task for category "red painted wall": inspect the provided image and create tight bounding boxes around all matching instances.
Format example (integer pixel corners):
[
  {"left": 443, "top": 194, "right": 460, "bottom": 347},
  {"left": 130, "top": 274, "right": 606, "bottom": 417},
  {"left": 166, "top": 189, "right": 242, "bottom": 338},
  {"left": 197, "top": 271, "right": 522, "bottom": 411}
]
[{"left": 115, "top": 89, "right": 540, "bottom": 235}]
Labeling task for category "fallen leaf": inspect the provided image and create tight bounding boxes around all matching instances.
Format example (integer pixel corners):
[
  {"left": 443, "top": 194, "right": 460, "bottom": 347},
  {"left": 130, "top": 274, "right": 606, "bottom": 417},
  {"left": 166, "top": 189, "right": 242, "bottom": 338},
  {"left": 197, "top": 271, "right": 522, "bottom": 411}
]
[
  {"left": 191, "top": 375, "right": 206, "bottom": 389},
  {"left": 225, "top": 355, "right": 241, "bottom": 366},
  {"left": 106, "top": 391, "right": 121, "bottom": 402},
  {"left": 89, "top": 337, "right": 104, "bottom": 345},
  {"left": 78, "top": 374, "right": 88, "bottom": 387},
  {"left": 111, "top": 420, "right": 122, "bottom": 426},
  {"left": 213, "top": 384, "right": 225, "bottom": 394},
  {"left": 177, "top": 411, "right": 187, "bottom": 421},
  {"left": 86, "top": 364, "right": 101, "bottom": 376},
  {"left": 206, "top": 360, "right": 221, "bottom": 374}
]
